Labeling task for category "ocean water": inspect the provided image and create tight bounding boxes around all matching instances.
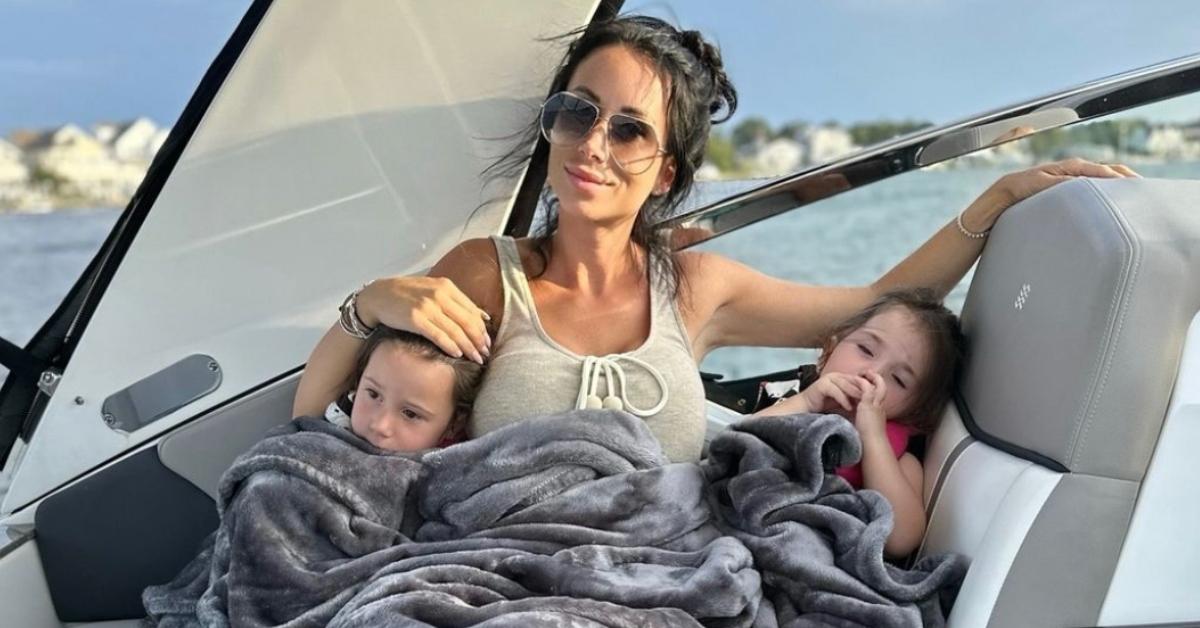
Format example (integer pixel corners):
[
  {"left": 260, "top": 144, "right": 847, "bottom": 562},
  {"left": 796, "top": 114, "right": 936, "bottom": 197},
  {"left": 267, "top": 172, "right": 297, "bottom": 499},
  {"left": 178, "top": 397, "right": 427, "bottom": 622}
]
[{"left": 2, "top": 163, "right": 1198, "bottom": 498}]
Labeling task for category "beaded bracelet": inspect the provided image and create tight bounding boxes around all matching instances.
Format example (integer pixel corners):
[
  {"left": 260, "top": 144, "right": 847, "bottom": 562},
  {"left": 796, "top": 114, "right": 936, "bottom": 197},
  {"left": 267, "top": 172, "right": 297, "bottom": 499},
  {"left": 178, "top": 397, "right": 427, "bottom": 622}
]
[{"left": 956, "top": 210, "right": 991, "bottom": 239}]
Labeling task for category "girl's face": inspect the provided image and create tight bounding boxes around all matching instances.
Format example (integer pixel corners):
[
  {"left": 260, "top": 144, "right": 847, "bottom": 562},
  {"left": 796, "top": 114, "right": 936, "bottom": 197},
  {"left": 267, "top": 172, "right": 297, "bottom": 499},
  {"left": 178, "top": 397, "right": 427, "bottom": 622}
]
[
  {"left": 546, "top": 44, "right": 676, "bottom": 229},
  {"left": 821, "top": 307, "right": 931, "bottom": 421},
  {"left": 350, "top": 344, "right": 457, "bottom": 451}
]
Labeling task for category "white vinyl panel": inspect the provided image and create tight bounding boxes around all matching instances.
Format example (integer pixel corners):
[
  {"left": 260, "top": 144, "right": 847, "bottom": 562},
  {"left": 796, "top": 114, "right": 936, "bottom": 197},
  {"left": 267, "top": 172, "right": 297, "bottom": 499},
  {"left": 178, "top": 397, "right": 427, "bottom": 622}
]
[
  {"left": 1099, "top": 313, "right": 1200, "bottom": 625},
  {"left": 0, "top": 540, "right": 60, "bottom": 628},
  {"left": 944, "top": 462, "right": 1061, "bottom": 628},
  {"left": 922, "top": 405, "right": 971, "bottom": 508},
  {"left": 921, "top": 443, "right": 1032, "bottom": 560}
]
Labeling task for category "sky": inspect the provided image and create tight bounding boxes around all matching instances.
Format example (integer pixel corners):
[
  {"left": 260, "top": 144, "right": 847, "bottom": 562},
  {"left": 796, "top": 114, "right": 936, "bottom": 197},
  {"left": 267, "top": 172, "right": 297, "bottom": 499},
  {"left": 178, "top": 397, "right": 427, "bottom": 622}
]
[{"left": 2, "top": 0, "right": 1199, "bottom": 137}]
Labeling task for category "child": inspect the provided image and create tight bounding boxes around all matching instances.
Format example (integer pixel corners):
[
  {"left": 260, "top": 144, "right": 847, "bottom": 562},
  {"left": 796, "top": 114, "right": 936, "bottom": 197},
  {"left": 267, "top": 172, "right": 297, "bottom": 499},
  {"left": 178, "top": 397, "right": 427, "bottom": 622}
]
[
  {"left": 326, "top": 326, "right": 485, "bottom": 452},
  {"left": 755, "top": 289, "right": 965, "bottom": 557}
]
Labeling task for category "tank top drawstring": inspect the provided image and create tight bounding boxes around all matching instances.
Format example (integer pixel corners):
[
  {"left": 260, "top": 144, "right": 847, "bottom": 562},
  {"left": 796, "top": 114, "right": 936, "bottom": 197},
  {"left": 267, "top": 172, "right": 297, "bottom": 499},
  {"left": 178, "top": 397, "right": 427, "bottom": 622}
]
[
  {"left": 574, "top": 354, "right": 670, "bottom": 417},
  {"left": 473, "top": 235, "right": 705, "bottom": 463}
]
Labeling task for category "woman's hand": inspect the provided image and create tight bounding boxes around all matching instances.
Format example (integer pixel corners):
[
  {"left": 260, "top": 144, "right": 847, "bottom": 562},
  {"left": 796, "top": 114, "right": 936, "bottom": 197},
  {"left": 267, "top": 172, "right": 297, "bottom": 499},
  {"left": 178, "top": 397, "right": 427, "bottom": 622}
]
[
  {"left": 358, "top": 276, "right": 491, "bottom": 364},
  {"left": 963, "top": 158, "right": 1139, "bottom": 233}
]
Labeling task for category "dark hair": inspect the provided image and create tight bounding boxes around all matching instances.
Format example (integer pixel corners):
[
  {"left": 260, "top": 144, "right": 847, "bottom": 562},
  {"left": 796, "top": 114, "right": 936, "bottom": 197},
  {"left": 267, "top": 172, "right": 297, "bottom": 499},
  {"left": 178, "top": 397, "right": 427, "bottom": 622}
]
[
  {"left": 346, "top": 326, "right": 485, "bottom": 436},
  {"left": 817, "top": 289, "right": 965, "bottom": 433},
  {"left": 488, "top": 15, "right": 737, "bottom": 298}
]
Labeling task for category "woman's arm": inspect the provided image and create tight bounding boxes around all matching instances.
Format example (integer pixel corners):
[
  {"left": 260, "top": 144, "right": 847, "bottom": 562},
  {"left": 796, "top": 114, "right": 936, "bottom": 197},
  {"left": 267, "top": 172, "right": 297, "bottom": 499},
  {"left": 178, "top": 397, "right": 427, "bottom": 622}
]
[
  {"left": 686, "top": 159, "right": 1135, "bottom": 357},
  {"left": 293, "top": 239, "right": 498, "bottom": 418}
]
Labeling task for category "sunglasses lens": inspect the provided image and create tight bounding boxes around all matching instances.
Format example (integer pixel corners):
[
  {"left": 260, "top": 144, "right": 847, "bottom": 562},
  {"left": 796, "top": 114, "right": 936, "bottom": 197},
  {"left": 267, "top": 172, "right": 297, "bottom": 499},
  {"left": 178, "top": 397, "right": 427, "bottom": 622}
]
[
  {"left": 608, "top": 115, "right": 661, "bottom": 174},
  {"left": 539, "top": 92, "right": 663, "bottom": 174},
  {"left": 541, "top": 93, "right": 597, "bottom": 145}
]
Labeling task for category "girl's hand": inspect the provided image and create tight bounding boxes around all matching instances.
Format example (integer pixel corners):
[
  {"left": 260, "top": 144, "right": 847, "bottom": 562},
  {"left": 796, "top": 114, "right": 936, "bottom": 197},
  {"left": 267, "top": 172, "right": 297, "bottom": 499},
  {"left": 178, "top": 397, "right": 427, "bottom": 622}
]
[
  {"left": 358, "top": 276, "right": 491, "bottom": 363},
  {"left": 752, "top": 372, "right": 861, "bottom": 417},
  {"left": 798, "top": 372, "right": 865, "bottom": 415},
  {"left": 963, "top": 158, "right": 1139, "bottom": 233},
  {"left": 854, "top": 372, "right": 888, "bottom": 438}
]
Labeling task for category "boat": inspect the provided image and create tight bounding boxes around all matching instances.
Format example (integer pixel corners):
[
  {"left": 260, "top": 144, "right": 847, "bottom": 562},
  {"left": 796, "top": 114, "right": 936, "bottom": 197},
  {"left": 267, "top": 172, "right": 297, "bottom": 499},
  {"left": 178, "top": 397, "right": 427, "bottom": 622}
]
[{"left": 0, "top": 1, "right": 1197, "bottom": 625}]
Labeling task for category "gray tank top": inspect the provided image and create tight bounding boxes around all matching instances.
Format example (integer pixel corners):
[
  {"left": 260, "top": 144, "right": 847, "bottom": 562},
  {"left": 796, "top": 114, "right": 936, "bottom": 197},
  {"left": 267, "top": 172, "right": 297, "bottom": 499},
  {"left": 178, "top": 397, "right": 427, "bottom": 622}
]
[{"left": 470, "top": 236, "right": 706, "bottom": 462}]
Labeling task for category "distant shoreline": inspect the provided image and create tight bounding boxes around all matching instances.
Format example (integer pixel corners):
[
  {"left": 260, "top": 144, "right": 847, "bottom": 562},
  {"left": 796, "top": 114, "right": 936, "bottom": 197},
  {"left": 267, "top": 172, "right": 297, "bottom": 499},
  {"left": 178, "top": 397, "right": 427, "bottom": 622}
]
[{"left": 0, "top": 205, "right": 119, "bottom": 216}]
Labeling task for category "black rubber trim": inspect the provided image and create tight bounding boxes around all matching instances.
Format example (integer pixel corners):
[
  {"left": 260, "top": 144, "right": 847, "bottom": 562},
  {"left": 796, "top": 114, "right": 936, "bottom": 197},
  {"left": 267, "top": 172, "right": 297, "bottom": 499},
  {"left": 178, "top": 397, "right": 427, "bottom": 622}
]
[
  {"left": 0, "top": 0, "right": 275, "bottom": 468},
  {"left": 0, "top": 335, "right": 46, "bottom": 383},
  {"left": 954, "top": 387, "right": 1069, "bottom": 473},
  {"left": 35, "top": 448, "right": 218, "bottom": 622},
  {"left": 924, "top": 435, "right": 975, "bottom": 520}
]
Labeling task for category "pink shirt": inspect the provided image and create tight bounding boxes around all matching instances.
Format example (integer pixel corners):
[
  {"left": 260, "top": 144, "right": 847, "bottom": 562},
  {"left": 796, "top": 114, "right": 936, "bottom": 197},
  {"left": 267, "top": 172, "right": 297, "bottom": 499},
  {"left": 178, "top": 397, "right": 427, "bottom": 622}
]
[{"left": 835, "top": 421, "right": 913, "bottom": 489}]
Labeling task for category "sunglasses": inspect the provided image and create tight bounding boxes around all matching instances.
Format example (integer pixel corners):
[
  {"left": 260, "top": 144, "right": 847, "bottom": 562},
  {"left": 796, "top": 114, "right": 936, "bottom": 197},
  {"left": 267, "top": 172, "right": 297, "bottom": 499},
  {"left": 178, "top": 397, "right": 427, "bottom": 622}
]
[{"left": 538, "top": 91, "right": 667, "bottom": 175}]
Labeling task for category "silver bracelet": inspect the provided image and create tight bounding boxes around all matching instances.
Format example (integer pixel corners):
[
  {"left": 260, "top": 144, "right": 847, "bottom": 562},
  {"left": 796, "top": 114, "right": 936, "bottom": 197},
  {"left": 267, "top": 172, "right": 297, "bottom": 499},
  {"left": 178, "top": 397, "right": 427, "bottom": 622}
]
[
  {"left": 338, "top": 285, "right": 375, "bottom": 340},
  {"left": 956, "top": 210, "right": 991, "bottom": 239}
]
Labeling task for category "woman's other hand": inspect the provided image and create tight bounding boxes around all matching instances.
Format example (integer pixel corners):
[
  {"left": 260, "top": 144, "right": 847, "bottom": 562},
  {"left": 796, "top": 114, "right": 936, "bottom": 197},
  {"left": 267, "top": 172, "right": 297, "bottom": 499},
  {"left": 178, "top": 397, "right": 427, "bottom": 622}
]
[
  {"left": 358, "top": 276, "right": 491, "bottom": 364},
  {"left": 962, "top": 158, "right": 1140, "bottom": 233}
]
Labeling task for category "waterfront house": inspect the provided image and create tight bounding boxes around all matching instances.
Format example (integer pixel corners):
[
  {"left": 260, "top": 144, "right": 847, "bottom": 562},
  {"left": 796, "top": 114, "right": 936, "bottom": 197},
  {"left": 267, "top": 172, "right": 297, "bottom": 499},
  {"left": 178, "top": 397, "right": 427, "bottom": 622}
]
[
  {"left": 0, "top": 138, "right": 31, "bottom": 208},
  {"left": 94, "top": 117, "right": 166, "bottom": 164},
  {"left": 0, "top": 138, "right": 28, "bottom": 186},
  {"left": 800, "top": 126, "right": 857, "bottom": 166},
  {"left": 752, "top": 137, "right": 805, "bottom": 177},
  {"left": 12, "top": 124, "right": 144, "bottom": 204},
  {"left": 1143, "top": 125, "right": 1200, "bottom": 160}
]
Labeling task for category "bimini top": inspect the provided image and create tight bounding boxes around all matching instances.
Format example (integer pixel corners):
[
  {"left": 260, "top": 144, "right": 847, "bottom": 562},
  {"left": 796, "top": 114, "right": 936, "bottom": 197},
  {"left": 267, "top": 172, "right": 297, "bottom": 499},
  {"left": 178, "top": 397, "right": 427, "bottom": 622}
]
[{"left": 1, "top": 0, "right": 610, "bottom": 512}]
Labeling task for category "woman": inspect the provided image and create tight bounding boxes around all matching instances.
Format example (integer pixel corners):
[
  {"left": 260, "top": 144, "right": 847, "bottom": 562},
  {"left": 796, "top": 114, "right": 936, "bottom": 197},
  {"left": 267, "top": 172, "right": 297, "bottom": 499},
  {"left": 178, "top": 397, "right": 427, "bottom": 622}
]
[{"left": 294, "top": 15, "right": 1134, "bottom": 462}]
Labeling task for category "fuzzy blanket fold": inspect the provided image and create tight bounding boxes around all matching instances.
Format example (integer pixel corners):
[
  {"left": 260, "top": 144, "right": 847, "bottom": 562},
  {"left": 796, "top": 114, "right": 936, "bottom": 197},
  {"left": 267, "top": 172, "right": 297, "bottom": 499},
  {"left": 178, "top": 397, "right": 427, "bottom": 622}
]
[{"left": 144, "top": 411, "right": 965, "bottom": 627}]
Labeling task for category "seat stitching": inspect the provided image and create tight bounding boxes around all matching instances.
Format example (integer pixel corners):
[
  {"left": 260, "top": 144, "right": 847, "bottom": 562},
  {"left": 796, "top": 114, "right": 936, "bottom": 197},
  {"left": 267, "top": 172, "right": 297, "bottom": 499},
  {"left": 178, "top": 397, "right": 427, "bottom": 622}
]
[{"left": 1070, "top": 181, "right": 1141, "bottom": 470}]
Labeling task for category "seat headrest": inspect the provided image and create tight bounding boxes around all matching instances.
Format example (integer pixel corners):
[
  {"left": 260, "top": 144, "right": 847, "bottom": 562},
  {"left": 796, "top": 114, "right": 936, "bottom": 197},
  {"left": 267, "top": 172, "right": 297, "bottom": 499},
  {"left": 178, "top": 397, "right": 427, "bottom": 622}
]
[{"left": 960, "top": 177, "right": 1200, "bottom": 481}]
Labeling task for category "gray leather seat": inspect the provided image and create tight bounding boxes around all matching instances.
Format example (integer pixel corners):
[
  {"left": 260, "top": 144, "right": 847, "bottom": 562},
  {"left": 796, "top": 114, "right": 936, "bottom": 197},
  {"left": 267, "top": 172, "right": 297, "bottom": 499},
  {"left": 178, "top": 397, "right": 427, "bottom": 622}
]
[{"left": 919, "top": 177, "right": 1200, "bottom": 627}]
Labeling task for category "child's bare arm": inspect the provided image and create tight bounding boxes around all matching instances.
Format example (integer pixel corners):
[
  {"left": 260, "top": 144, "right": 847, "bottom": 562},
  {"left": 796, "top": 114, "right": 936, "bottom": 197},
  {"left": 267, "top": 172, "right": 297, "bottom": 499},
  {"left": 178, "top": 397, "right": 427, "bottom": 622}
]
[
  {"left": 752, "top": 372, "right": 862, "bottom": 417},
  {"left": 855, "top": 373, "right": 927, "bottom": 558},
  {"left": 861, "top": 444, "right": 926, "bottom": 558}
]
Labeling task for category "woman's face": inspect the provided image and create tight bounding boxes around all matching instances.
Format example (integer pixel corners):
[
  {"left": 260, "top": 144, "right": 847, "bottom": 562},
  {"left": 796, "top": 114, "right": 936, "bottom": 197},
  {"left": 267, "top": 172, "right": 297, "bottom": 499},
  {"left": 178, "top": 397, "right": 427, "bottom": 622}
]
[
  {"left": 547, "top": 44, "right": 676, "bottom": 229},
  {"left": 350, "top": 344, "right": 457, "bottom": 452}
]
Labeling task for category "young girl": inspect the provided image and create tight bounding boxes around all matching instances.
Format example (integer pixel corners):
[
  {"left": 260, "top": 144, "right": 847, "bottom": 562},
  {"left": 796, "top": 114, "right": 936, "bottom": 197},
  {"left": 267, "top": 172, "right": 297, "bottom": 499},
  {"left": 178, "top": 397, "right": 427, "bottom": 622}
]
[
  {"left": 755, "top": 289, "right": 965, "bottom": 557},
  {"left": 325, "top": 326, "right": 485, "bottom": 452}
]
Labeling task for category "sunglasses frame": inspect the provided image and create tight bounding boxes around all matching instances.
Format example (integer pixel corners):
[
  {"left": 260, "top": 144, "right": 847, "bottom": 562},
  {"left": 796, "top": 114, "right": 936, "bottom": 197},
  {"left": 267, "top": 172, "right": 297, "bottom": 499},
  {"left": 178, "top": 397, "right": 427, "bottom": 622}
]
[{"left": 538, "top": 91, "right": 668, "bottom": 175}]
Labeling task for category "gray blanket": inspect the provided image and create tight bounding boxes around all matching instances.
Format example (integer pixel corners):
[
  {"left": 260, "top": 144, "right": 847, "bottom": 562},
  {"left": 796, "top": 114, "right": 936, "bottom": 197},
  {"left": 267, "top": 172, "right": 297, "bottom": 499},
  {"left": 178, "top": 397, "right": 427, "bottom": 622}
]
[{"left": 144, "top": 411, "right": 965, "bottom": 627}]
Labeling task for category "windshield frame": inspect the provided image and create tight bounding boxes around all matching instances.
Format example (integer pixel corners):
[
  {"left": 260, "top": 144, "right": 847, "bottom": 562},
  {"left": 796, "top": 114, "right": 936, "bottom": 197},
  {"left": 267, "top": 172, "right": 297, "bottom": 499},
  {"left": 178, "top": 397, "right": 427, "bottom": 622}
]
[{"left": 658, "top": 53, "right": 1200, "bottom": 249}]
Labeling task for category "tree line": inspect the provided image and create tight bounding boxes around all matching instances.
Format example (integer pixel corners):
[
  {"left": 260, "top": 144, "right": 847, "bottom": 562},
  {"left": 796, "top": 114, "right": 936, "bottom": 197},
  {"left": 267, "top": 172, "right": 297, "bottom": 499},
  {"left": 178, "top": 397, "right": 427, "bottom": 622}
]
[
  {"left": 705, "top": 116, "right": 1159, "bottom": 171},
  {"left": 705, "top": 116, "right": 932, "bottom": 172}
]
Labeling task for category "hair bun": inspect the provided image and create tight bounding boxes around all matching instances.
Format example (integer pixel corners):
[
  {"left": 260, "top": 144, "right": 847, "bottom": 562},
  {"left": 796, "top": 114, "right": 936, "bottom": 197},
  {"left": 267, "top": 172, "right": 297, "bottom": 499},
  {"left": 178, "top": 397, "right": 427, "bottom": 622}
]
[
  {"left": 679, "top": 31, "right": 717, "bottom": 67},
  {"left": 678, "top": 30, "right": 737, "bottom": 123}
]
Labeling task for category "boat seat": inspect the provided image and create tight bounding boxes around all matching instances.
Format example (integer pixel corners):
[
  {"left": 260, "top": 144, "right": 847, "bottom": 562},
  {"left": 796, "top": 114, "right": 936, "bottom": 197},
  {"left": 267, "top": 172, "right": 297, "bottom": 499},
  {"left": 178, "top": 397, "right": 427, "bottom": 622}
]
[{"left": 919, "top": 177, "right": 1200, "bottom": 627}]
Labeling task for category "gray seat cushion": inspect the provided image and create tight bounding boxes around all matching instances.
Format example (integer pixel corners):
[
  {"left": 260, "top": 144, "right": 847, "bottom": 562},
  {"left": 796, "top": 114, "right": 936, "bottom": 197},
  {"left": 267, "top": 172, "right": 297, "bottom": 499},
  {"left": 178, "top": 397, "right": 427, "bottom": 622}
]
[{"left": 959, "top": 177, "right": 1200, "bottom": 481}]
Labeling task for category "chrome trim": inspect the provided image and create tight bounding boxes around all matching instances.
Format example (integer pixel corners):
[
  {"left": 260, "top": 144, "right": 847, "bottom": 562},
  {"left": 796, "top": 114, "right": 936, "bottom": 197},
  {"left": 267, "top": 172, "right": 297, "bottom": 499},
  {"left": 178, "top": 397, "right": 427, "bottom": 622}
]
[{"left": 662, "top": 53, "right": 1200, "bottom": 248}]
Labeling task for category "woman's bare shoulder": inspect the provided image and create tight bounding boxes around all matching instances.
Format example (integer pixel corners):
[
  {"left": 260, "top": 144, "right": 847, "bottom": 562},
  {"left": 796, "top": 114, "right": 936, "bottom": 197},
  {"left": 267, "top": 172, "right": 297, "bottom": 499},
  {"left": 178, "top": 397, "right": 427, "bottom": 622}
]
[
  {"left": 431, "top": 237, "right": 503, "bottom": 311},
  {"left": 675, "top": 248, "right": 737, "bottom": 274},
  {"left": 433, "top": 237, "right": 498, "bottom": 274},
  {"left": 675, "top": 249, "right": 745, "bottom": 301},
  {"left": 510, "top": 236, "right": 547, "bottom": 276}
]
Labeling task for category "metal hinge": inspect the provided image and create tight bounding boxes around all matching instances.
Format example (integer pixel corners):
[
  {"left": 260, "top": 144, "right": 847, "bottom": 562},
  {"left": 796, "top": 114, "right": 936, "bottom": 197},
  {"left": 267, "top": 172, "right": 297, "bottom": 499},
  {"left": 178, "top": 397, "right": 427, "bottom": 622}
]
[{"left": 37, "top": 369, "right": 62, "bottom": 398}]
